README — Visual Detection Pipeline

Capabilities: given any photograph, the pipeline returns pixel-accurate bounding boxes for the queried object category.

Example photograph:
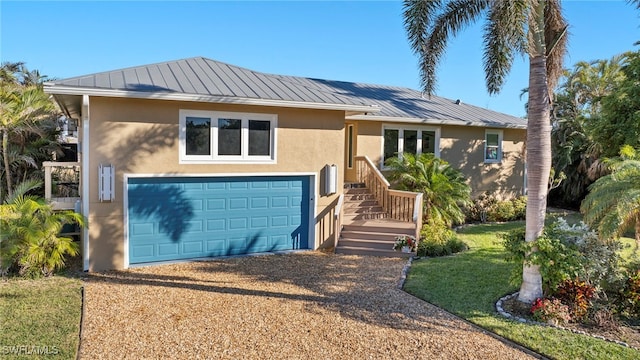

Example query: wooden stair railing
[354,156,423,240]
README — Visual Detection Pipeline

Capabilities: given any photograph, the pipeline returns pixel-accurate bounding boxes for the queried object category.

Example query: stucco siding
[86,97,345,271]
[355,121,526,200]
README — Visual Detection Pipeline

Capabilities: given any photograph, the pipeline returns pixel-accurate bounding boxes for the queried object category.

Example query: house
[44,57,526,271]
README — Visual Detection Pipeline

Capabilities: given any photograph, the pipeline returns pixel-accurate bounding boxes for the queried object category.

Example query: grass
[404,220,640,360]
[0,274,82,359]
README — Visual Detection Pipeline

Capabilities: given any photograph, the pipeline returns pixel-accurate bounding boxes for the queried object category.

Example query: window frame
[484,129,503,163]
[381,124,441,169]
[179,109,277,164]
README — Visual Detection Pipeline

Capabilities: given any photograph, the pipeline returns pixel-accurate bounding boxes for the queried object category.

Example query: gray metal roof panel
[49,56,525,127]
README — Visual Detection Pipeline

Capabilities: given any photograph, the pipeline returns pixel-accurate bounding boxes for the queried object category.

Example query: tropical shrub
[530,297,571,325]
[386,152,471,226]
[417,218,467,257]
[465,193,526,223]
[554,279,596,320]
[502,218,622,295]
[581,145,640,244]
[0,184,84,277]
[620,269,640,319]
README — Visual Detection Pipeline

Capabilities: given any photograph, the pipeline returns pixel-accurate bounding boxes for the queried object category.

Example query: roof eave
[346,114,527,129]
[43,84,381,114]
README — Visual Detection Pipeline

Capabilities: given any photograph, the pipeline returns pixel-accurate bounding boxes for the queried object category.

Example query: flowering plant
[393,235,417,252]
[530,297,571,325]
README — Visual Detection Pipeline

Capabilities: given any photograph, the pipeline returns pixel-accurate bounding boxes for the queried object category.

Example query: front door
[344,122,357,182]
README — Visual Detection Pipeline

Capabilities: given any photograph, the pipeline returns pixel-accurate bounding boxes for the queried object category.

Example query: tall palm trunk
[519,53,552,303]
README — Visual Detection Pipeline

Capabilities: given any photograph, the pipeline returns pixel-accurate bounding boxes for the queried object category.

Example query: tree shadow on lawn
[85,252,481,334]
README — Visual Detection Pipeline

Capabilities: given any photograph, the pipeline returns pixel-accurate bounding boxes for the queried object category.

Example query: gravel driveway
[81,252,535,359]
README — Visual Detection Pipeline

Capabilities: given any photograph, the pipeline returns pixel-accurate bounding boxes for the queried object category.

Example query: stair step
[343,213,388,221]
[343,200,379,208]
[345,188,373,194]
[340,230,400,241]
[342,223,415,235]
[335,246,415,258]
[343,206,385,215]
[344,182,366,189]
[339,238,396,250]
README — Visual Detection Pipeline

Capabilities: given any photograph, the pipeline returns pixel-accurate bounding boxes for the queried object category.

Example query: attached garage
[126,175,312,266]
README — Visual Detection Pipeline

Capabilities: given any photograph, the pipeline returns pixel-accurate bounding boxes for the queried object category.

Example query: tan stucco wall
[355,121,526,199]
[86,97,345,271]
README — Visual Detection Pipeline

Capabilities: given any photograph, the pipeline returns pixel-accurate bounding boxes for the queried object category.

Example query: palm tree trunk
[2,129,12,199]
[518,53,552,304]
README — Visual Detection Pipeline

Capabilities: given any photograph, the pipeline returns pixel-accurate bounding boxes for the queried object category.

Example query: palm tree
[0,62,57,201]
[581,146,640,246]
[0,180,83,276]
[403,0,568,303]
[550,54,628,207]
[386,152,471,227]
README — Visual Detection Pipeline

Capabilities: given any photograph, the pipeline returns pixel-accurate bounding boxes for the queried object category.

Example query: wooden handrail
[354,156,424,226]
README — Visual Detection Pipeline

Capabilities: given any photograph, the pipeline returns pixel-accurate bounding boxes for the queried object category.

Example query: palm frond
[483,0,528,94]
[544,0,568,91]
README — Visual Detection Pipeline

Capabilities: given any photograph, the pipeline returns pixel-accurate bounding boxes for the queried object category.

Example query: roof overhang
[44,84,381,116]
[346,114,527,130]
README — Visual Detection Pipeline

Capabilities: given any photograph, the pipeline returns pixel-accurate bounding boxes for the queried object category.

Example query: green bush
[620,270,640,319]
[488,200,516,222]
[501,218,623,296]
[1,194,84,277]
[417,219,468,257]
[555,279,596,321]
[465,193,527,223]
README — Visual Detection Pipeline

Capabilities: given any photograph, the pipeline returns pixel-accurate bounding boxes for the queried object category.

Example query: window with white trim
[382,125,440,167]
[484,129,503,163]
[179,110,277,163]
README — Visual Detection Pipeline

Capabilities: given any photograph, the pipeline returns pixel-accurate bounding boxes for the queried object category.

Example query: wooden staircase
[335,183,417,257]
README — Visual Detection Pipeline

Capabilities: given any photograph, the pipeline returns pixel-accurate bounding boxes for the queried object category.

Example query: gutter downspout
[81,95,90,271]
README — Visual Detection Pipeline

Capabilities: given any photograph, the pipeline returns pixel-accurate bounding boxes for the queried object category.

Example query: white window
[179,110,277,163]
[484,129,503,163]
[382,125,440,167]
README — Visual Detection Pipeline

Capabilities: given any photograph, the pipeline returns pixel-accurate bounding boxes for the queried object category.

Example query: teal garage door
[127,176,311,264]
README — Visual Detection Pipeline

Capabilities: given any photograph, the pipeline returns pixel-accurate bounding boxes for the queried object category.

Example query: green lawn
[404,220,640,360]
[0,276,82,359]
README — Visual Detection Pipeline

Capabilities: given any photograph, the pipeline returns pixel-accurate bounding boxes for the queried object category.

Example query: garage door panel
[128,176,310,264]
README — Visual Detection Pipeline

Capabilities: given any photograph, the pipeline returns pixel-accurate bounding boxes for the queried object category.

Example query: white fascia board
[43,85,381,114]
[346,114,527,130]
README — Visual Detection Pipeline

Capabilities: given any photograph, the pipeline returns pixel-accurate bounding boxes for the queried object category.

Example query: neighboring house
[44,57,526,271]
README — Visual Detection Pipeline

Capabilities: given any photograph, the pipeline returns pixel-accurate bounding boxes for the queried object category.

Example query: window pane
[486,133,499,146]
[422,131,435,154]
[405,130,418,154]
[248,120,270,156]
[486,146,499,160]
[185,117,210,155]
[384,129,399,163]
[218,119,241,155]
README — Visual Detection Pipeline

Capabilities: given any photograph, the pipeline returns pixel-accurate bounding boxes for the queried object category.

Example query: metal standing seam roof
[45,56,527,129]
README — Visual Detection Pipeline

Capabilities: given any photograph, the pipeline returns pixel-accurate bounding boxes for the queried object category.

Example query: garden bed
[501,295,640,350]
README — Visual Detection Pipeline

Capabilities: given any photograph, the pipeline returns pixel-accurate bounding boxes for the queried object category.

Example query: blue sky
[1,1,638,117]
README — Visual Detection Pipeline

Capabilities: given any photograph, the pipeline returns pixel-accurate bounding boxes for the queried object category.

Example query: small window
[347,124,354,169]
[218,118,241,156]
[179,110,277,163]
[485,130,503,163]
[404,130,418,155]
[185,117,211,156]
[384,129,399,163]
[248,120,271,156]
